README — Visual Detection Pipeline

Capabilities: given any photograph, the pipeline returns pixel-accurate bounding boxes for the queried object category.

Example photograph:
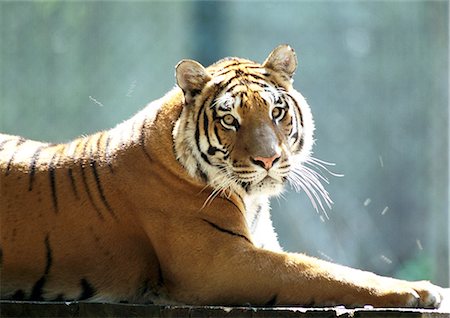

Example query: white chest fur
[244,195,282,252]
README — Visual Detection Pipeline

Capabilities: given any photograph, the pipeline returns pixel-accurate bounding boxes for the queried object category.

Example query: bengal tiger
[0,45,444,308]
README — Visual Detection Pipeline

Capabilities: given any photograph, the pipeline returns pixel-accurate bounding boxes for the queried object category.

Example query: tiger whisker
[288,157,337,219]
[288,172,321,214]
[200,165,240,208]
[305,157,344,178]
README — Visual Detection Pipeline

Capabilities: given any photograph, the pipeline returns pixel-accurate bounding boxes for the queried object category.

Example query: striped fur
[0,45,443,307]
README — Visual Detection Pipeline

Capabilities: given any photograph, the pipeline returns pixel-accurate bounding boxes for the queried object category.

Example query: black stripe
[216,77,237,93]
[195,111,211,165]
[68,168,79,199]
[104,134,114,173]
[28,146,44,191]
[287,121,294,136]
[0,138,14,152]
[140,279,151,296]
[196,164,208,183]
[68,139,83,161]
[247,73,270,82]
[203,110,225,156]
[43,235,52,274]
[157,265,164,287]
[30,235,52,300]
[217,66,254,80]
[286,93,303,127]
[80,139,104,221]
[211,107,219,120]
[5,138,25,175]
[202,219,251,244]
[11,290,25,300]
[200,152,211,165]
[67,139,82,199]
[221,81,241,96]
[213,125,222,145]
[80,164,104,221]
[219,78,271,100]
[212,61,242,75]
[93,134,115,218]
[242,181,251,193]
[265,294,278,306]
[203,109,212,147]
[298,135,304,152]
[194,96,218,166]
[244,64,269,69]
[79,278,96,300]
[140,119,152,162]
[89,147,117,220]
[48,152,59,213]
[226,192,244,212]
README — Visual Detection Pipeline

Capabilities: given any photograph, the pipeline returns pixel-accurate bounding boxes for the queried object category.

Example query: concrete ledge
[1,301,449,318]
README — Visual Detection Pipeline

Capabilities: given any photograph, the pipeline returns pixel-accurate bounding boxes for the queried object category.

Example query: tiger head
[173,45,319,202]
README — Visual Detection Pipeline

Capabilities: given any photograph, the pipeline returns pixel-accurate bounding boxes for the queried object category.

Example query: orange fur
[0,45,443,307]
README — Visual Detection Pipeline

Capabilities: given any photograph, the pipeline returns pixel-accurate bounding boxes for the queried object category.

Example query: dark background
[1,1,448,286]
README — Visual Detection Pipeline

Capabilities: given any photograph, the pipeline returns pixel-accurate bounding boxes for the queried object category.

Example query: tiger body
[0,46,444,307]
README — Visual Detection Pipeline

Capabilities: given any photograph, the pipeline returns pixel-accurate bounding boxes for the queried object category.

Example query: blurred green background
[0,1,448,286]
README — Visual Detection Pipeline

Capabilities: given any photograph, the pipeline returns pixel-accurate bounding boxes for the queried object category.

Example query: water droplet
[416,239,423,250]
[89,96,104,107]
[380,255,392,264]
[317,250,334,262]
[378,155,384,168]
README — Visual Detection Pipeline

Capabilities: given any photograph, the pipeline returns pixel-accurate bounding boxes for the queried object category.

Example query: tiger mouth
[237,174,286,194]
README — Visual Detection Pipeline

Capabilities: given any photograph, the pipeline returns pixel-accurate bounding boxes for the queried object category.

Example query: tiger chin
[0,45,444,308]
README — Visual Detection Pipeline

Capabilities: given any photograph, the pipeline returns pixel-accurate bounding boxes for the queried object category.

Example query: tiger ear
[263,45,298,79]
[176,59,211,104]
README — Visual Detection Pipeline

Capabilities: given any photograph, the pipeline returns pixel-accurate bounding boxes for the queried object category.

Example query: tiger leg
[160,223,443,308]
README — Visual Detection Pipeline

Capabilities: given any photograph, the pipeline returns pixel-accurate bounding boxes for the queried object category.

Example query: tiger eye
[223,114,236,126]
[272,107,285,121]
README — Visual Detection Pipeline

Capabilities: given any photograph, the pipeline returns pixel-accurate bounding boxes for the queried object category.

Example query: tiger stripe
[286,92,304,127]
[89,133,117,220]
[65,139,85,199]
[79,138,104,221]
[202,219,251,244]
[0,138,14,152]
[194,94,219,166]
[28,146,45,191]
[203,109,226,157]
[104,133,114,173]
[48,151,60,213]
[5,138,25,175]
[67,168,79,199]
[29,235,52,300]
[78,278,96,300]
[139,119,152,162]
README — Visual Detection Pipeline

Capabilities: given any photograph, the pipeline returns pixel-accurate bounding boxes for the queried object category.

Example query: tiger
[0,45,444,308]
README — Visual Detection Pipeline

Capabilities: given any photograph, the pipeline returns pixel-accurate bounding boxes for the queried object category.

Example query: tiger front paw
[375,280,443,308]
[406,280,443,308]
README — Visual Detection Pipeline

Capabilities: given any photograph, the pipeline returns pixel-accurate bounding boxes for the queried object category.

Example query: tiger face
[174,45,316,201]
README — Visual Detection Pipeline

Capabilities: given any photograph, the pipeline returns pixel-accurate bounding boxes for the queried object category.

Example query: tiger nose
[251,153,281,170]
